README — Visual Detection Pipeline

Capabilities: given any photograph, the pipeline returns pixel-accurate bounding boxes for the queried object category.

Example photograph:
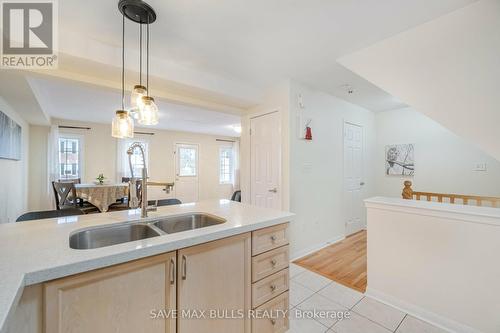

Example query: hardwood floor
[293,230,367,293]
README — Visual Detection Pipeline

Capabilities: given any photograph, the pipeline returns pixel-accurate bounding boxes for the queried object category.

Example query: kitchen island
[0,200,293,333]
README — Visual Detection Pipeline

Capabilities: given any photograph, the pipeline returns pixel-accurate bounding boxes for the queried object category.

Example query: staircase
[338,0,500,161]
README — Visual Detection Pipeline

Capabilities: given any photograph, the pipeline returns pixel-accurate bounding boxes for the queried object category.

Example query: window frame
[219,145,234,185]
[176,143,199,178]
[58,134,84,181]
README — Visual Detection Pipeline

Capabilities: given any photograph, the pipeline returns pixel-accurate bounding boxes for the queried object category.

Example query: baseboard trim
[365,287,481,333]
[290,234,345,261]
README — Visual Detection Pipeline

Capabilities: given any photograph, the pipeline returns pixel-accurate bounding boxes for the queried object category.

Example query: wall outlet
[473,163,487,171]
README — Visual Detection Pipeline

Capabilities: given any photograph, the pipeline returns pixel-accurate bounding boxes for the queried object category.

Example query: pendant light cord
[121,12,125,110]
[146,17,150,96]
[139,23,142,86]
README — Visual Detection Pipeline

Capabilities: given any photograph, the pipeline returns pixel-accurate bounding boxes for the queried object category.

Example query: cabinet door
[178,233,251,333]
[44,252,177,333]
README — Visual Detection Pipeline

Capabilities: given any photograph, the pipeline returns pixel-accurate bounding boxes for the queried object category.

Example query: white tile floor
[288,263,449,333]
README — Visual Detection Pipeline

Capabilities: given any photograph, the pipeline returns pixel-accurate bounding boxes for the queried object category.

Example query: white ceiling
[27,76,242,137]
[58,0,476,112]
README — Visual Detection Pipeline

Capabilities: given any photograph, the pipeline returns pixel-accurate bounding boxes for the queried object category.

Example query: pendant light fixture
[118,0,158,125]
[130,23,147,115]
[113,0,158,136]
[138,16,159,125]
[112,11,134,139]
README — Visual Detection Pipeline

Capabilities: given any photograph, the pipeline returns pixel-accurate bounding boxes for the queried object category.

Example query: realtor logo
[1,0,58,68]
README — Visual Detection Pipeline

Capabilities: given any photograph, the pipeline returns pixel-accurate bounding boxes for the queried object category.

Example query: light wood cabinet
[252,224,288,256]
[44,252,177,333]
[5,285,43,333]
[250,224,290,333]
[177,233,251,333]
[252,245,289,282]
[12,224,289,333]
[252,292,289,333]
[252,268,289,308]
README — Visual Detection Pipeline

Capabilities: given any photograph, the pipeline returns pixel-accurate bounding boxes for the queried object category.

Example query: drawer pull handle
[182,255,187,280]
[270,235,277,241]
[170,258,175,285]
[270,319,276,325]
[271,259,277,267]
[270,284,277,292]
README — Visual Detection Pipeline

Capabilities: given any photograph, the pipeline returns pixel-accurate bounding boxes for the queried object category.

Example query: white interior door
[344,122,365,235]
[250,112,281,209]
[175,143,199,203]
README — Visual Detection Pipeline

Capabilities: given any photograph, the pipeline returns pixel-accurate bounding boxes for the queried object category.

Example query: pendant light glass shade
[112,110,134,138]
[138,96,159,125]
[130,84,147,110]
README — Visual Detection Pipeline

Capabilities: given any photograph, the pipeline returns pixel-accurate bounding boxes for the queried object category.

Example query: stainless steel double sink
[69,213,226,250]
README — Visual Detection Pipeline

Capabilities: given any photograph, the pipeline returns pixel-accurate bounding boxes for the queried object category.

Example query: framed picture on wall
[0,110,22,161]
[385,144,414,176]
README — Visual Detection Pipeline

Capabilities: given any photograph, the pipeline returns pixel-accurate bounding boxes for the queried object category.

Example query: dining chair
[16,208,84,222]
[57,179,80,204]
[52,181,78,210]
[231,190,241,202]
[155,199,182,206]
[52,181,99,214]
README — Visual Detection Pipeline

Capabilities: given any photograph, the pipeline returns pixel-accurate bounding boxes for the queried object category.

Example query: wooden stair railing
[402,181,500,207]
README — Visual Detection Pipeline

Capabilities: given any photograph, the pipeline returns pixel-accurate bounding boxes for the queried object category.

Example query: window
[127,141,148,178]
[219,146,234,184]
[58,137,81,180]
[178,145,197,177]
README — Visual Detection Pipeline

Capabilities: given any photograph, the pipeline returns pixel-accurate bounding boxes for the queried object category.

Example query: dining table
[74,183,129,212]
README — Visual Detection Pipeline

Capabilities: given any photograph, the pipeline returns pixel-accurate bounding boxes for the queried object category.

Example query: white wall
[288,81,376,258]
[375,108,500,198]
[366,197,500,333]
[29,119,237,211]
[339,0,500,162]
[28,125,49,211]
[240,81,376,258]
[0,97,29,223]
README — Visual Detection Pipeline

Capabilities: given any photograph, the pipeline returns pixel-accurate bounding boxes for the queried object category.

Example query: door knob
[268,188,278,193]
[360,182,365,186]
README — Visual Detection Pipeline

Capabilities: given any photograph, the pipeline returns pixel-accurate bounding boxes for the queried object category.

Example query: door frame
[342,120,366,236]
[249,110,282,209]
[174,142,200,202]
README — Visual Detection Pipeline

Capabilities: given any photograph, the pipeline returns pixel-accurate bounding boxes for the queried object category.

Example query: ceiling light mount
[118,0,156,24]
[340,84,355,95]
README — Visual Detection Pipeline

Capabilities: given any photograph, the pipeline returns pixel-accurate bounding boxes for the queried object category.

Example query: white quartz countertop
[0,200,294,333]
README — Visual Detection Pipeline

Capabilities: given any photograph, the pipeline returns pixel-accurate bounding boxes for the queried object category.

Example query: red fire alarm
[304,120,312,140]
[305,126,312,140]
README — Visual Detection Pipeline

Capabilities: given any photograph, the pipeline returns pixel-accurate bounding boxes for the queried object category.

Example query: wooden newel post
[402,181,413,199]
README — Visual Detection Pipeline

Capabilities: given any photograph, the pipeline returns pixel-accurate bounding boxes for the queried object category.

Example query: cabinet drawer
[252,292,289,333]
[252,224,289,256]
[252,268,289,308]
[252,246,289,282]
